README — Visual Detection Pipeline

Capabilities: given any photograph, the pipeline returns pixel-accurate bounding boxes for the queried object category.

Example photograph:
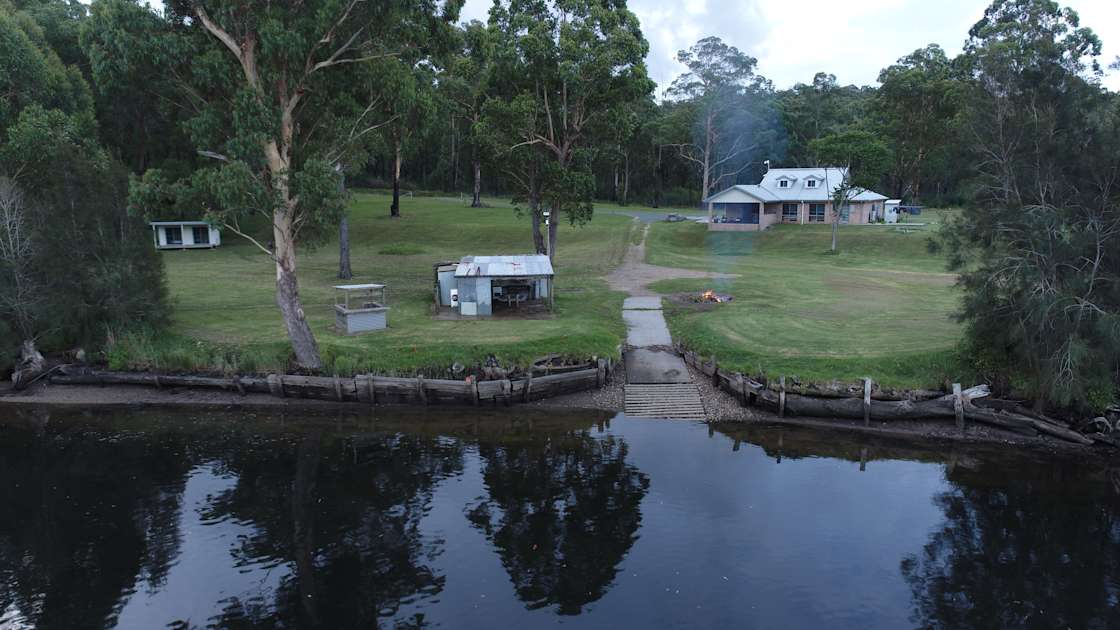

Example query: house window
[782,203,798,222]
[764,206,778,215]
[778,179,790,188]
[808,204,826,222]
[165,226,182,244]
[192,226,209,245]
[806,179,818,189]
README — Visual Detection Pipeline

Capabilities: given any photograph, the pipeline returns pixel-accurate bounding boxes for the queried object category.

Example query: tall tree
[937,0,1118,411]
[875,44,961,202]
[665,36,774,217]
[444,19,497,208]
[486,0,652,259]
[127,0,461,369]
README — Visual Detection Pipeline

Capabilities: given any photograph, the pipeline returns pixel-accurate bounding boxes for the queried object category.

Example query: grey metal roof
[455,255,554,278]
[704,166,887,204]
[150,221,214,226]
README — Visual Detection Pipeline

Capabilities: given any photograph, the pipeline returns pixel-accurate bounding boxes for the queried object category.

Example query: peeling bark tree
[128,1,459,369]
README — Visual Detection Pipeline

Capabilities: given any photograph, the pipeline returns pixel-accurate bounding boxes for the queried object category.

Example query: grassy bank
[114,193,639,376]
[646,212,969,389]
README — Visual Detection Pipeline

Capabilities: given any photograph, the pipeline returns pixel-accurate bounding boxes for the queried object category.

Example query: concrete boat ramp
[621,296,706,419]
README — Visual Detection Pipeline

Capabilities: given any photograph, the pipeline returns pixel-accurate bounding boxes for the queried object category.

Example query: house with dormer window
[702,167,887,231]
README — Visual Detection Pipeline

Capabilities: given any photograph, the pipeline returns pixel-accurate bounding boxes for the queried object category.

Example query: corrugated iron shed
[455,255,554,278]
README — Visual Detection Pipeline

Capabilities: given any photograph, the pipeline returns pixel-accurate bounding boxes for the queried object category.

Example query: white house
[702,167,888,231]
[150,221,221,250]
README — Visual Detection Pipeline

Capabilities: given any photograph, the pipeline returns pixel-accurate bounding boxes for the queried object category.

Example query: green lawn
[645,213,968,389]
[114,192,639,376]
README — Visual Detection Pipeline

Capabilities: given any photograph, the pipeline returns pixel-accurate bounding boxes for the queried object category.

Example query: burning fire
[698,290,732,303]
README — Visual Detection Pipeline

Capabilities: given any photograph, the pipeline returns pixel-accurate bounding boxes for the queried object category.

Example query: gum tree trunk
[390,137,401,217]
[274,211,321,370]
[547,201,559,262]
[337,214,352,279]
[530,194,546,254]
[471,158,482,208]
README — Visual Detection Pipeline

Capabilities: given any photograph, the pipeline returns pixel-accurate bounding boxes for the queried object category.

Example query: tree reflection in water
[467,431,649,615]
[0,411,191,629]
[902,462,1120,629]
[201,430,465,628]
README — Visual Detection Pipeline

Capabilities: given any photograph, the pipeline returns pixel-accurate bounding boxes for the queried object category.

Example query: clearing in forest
[645,211,964,389]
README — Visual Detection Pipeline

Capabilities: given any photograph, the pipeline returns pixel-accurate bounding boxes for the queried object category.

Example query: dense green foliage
[0,0,167,375]
[936,0,1119,411]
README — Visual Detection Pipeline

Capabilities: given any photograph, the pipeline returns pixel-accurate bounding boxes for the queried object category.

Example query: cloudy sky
[459,0,1120,93]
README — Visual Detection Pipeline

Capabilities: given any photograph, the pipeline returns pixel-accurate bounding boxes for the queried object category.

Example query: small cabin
[434,255,554,317]
[151,221,221,250]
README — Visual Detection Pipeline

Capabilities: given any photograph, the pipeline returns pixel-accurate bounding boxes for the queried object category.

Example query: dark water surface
[1,407,1119,629]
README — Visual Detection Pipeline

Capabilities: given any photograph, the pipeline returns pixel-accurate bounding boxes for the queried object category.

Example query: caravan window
[192,226,209,245]
[165,226,182,244]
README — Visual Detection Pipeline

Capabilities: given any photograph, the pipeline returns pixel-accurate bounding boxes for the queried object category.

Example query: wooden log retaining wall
[47,358,612,407]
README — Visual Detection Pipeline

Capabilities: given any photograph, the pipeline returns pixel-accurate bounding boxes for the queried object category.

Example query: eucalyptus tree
[126,0,461,369]
[443,20,497,208]
[874,44,961,202]
[485,0,652,259]
[665,37,777,216]
[779,72,874,165]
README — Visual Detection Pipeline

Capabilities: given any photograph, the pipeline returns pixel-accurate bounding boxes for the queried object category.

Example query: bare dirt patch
[604,224,736,297]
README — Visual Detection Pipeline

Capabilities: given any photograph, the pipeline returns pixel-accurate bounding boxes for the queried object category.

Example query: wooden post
[333,374,343,402]
[523,371,533,402]
[153,374,161,389]
[953,383,964,431]
[779,375,786,418]
[233,375,245,396]
[472,378,480,406]
[863,378,872,426]
[710,355,719,388]
[418,374,428,405]
[503,379,512,406]
[596,358,607,388]
[735,373,746,407]
[268,373,285,398]
[367,374,376,405]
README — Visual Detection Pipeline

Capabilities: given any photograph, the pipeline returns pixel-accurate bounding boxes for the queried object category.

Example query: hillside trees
[938,0,1119,411]
[123,0,461,369]
[779,72,874,166]
[484,0,652,258]
[665,36,781,216]
[874,44,961,202]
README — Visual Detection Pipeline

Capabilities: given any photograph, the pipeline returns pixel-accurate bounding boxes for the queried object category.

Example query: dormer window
[806,179,819,189]
[778,179,790,189]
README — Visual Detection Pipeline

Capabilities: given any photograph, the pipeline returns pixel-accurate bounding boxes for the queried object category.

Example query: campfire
[696,289,733,303]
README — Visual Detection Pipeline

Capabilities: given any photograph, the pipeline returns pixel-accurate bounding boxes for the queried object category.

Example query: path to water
[607,224,733,417]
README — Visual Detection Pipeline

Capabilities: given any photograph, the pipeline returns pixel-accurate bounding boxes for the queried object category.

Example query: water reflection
[3,409,1120,629]
[467,431,648,614]
[901,460,1120,629]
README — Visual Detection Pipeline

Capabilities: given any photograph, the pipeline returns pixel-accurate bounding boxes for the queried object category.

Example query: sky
[459,0,1120,94]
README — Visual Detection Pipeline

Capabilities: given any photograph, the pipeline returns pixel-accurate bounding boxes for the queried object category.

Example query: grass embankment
[646,210,969,389]
[112,193,638,376]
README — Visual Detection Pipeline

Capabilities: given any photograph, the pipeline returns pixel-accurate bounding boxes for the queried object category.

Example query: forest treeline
[0,0,1116,412]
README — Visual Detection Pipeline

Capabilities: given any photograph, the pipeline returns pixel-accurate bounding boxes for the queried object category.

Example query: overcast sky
[459,0,1120,94]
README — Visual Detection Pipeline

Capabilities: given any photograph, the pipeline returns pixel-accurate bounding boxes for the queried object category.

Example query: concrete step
[625,384,707,419]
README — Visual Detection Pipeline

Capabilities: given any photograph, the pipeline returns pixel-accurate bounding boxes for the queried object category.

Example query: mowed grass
[133,192,637,375]
[646,212,968,389]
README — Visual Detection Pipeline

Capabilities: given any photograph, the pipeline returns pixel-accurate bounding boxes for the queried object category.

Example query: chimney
[763,160,770,174]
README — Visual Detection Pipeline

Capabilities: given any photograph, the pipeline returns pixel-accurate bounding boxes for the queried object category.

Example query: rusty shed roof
[455,255,554,278]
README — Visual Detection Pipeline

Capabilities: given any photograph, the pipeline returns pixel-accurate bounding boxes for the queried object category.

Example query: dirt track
[604,224,735,296]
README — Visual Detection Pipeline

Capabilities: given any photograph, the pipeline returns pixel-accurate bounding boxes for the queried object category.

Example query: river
[1,406,1118,629]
